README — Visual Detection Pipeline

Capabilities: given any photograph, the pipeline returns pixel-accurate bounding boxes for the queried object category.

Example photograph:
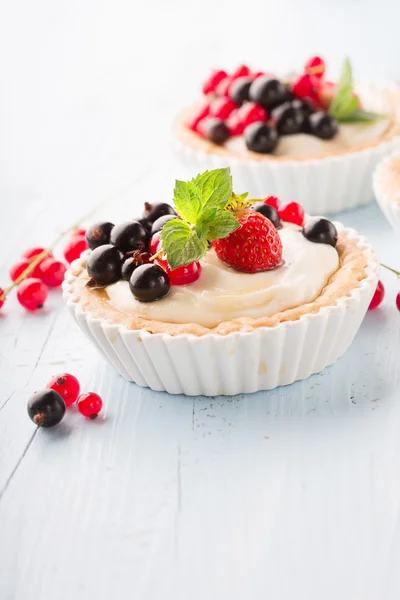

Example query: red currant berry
[38,258,67,287]
[0,288,5,310]
[264,196,281,210]
[202,69,228,95]
[253,71,265,79]
[47,373,80,407]
[226,110,244,136]
[396,292,400,312]
[215,76,233,97]
[63,235,88,264]
[72,228,86,237]
[210,97,238,120]
[305,56,326,79]
[368,280,385,310]
[22,247,53,261]
[17,278,48,311]
[161,259,202,286]
[278,202,305,226]
[232,64,251,79]
[10,259,32,282]
[188,103,211,132]
[77,392,103,419]
[150,232,161,255]
[237,102,268,129]
[292,74,313,99]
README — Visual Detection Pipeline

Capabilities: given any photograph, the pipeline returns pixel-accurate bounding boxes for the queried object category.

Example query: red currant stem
[149,250,164,262]
[380,263,400,278]
[0,208,98,302]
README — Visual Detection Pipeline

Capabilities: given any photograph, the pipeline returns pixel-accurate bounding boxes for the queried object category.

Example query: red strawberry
[213,210,282,273]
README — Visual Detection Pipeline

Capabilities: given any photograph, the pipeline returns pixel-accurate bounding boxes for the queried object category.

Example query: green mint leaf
[329,58,356,120]
[191,168,232,211]
[161,218,208,269]
[338,109,384,123]
[173,180,202,223]
[195,207,217,239]
[206,209,240,240]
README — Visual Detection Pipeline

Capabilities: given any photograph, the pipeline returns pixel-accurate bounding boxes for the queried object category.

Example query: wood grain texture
[1,1,400,598]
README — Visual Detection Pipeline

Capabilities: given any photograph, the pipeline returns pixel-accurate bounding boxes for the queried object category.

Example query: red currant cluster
[0,229,88,312]
[27,373,103,428]
[368,271,400,312]
[188,57,339,153]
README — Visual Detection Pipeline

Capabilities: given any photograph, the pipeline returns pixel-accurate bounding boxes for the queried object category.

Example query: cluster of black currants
[85,202,176,302]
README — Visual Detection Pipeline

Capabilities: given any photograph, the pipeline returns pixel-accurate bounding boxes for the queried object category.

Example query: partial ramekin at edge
[373,151,400,235]
[62,226,379,397]
[172,84,400,216]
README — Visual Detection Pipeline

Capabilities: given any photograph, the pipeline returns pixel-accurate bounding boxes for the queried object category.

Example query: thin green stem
[381,263,400,278]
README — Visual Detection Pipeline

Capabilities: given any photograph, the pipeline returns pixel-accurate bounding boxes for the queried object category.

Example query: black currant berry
[86,244,124,284]
[249,77,289,110]
[251,202,281,229]
[244,122,278,154]
[137,218,152,236]
[151,214,177,235]
[129,264,170,302]
[272,102,304,135]
[143,202,177,223]
[308,112,338,140]
[27,389,66,428]
[291,98,314,118]
[202,118,230,144]
[85,221,114,250]
[302,218,338,247]
[110,221,148,253]
[229,76,252,105]
[121,252,150,281]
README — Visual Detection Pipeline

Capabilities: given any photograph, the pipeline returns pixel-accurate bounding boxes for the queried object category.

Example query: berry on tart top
[81,168,338,305]
[186,57,384,155]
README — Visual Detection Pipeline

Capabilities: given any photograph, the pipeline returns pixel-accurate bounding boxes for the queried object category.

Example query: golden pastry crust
[173,87,400,163]
[67,231,369,337]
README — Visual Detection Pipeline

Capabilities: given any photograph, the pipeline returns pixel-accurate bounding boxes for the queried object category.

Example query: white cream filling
[105,226,339,327]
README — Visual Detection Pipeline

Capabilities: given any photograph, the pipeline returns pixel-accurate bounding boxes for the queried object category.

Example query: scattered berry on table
[151,214,178,236]
[27,389,66,427]
[22,247,52,261]
[396,292,400,312]
[251,202,281,229]
[229,77,253,105]
[85,221,115,250]
[77,392,103,419]
[129,263,171,302]
[110,221,148,253]
[38,258,66,287]
[368,281,385,310]
[10,259,38,281]
[302,218,338,247]
[86,244,124,285]
[0,288,4,310]
[202,69,228,95]
[46,373,80,407]
[64,235,88,264]
[249,77,288,110]
[244,122,278,154]
[17,278,48,311]
[199,117,230,145]
[213,210,282,273]
[308,112,338,140]
[143,202,176,224]
[278,202,305,227]
[121,252,150,281]
[305,56,326,78]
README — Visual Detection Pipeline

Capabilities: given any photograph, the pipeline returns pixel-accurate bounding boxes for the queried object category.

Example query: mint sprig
[160,168,240,270]
[329,58,383,123]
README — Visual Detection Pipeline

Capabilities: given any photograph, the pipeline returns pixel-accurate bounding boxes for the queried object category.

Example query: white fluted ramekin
[373,151,400,235]
[173,85,400,216]
[62,227,379,396]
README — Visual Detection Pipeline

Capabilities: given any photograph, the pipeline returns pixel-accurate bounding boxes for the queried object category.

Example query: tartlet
[63,170,379,396]
[173,58,400,215]
[373,151,400,235]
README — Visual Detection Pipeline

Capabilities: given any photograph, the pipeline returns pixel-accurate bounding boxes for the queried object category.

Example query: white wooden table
[2,1,400,598]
